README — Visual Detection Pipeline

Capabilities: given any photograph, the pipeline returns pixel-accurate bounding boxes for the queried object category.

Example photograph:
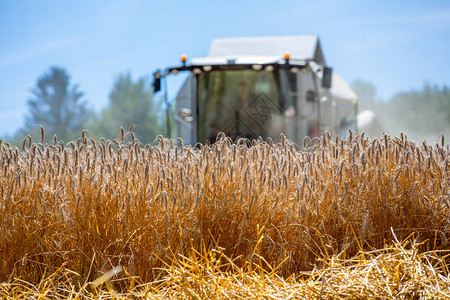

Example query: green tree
[26,66,89,142]
[350,79,450,142]
[93,73,162,143]
[384,83,450,141]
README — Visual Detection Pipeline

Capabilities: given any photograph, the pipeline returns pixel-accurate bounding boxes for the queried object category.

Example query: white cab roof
[208,35,325,64]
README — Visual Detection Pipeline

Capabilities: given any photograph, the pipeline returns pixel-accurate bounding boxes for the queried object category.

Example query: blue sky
[1,0,449,137]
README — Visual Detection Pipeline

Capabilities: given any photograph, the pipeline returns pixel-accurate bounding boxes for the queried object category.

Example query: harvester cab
[153,35,358,145]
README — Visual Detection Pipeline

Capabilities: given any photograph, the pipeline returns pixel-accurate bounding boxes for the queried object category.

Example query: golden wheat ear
[40,126,45,143]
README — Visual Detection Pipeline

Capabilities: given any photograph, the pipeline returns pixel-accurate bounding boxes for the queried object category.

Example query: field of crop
[1,130,449,299]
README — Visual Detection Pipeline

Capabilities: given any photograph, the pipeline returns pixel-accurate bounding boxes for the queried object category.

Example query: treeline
[7,66,165,145]
[351,80,450,142]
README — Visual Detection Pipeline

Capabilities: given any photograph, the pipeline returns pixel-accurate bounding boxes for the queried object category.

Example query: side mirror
[153,71,161,93]
[322,67,332,88]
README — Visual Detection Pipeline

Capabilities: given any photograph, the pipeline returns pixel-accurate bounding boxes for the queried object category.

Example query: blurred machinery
[154,35,359,145]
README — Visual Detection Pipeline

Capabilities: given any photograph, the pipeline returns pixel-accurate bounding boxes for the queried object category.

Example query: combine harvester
[153,35,359,145]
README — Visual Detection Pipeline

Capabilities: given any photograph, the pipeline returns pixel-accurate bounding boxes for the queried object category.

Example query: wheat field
[0,129,449,299]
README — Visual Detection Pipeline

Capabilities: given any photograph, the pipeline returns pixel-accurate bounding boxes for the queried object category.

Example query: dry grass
[0,130,449,298]
[1,239,450,299]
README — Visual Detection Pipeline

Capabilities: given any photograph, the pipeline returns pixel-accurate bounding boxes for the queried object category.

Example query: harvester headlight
[203,65,212,71]
[264,65,274,72]
[171,69,179,75]
[290,67,299,73]
[251,64,263,70]
[193,68,202,74]
[179,108,193,121]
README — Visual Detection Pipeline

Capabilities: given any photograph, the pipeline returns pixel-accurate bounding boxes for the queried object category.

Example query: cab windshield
[197,70,294,143]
